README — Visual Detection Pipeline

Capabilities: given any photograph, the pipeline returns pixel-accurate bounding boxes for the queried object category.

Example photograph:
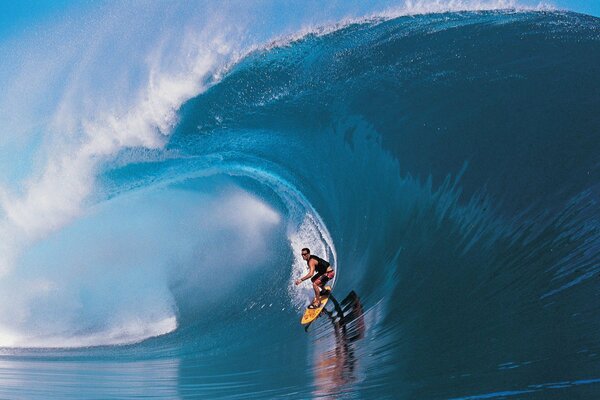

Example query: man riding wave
[295,248,335,309]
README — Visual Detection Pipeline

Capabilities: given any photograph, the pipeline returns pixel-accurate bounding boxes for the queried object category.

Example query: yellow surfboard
[301,286,331,325]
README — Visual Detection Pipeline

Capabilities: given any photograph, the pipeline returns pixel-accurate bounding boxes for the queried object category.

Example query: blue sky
[0,0,86,37]
[538,0,600,16]
[0,0,597,39]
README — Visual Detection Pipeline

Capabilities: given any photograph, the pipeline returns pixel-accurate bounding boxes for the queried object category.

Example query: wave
[0,0,548,349]
[0,3,599,399]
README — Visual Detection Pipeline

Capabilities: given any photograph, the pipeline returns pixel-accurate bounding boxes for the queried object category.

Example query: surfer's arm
[295,261,316,285]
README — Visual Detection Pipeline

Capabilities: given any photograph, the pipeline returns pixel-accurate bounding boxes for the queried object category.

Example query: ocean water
[0,2,599,399]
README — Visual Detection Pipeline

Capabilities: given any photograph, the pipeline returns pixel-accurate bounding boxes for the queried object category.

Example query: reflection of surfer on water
[313,291,366,395]
[292,247,366,392]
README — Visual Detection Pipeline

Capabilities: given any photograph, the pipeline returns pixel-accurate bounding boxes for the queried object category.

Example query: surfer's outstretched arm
[295,249,316,285]
[294,262,315,285]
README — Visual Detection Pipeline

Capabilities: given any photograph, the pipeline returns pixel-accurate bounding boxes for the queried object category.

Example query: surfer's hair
[302,248,310,254]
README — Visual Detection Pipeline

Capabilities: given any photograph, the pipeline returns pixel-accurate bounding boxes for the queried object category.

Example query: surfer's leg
[312,277,325,305]
[318,269,334,295]
[311,280,322,306]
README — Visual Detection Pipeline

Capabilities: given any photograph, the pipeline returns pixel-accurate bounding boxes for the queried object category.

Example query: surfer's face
[301,251,309,260]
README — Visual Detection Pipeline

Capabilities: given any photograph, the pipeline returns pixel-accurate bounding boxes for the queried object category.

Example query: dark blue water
[1,10,599,399]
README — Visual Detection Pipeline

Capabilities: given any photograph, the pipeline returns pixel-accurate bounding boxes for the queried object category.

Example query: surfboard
[301,286,331,325]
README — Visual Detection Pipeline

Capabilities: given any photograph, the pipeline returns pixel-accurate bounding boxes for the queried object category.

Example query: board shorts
[311,269,335,286]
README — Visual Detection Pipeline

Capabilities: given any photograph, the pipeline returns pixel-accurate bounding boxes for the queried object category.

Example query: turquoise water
[0,6,599,400]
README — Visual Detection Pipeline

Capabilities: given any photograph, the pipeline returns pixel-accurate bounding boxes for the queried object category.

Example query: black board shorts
[311,269,335,286]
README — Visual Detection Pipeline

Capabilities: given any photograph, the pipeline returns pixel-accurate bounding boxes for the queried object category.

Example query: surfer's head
[301,248,310,260]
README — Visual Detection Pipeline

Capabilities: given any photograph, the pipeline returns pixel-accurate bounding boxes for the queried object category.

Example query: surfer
[295,248,335,309]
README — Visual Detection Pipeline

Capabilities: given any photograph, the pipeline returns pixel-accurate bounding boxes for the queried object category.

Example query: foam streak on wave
[0,6,243,278]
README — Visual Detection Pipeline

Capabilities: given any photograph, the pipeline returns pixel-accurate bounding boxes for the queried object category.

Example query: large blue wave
[1,8,599,400]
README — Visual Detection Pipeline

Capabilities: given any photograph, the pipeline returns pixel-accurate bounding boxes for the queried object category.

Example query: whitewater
[0,1,599,399]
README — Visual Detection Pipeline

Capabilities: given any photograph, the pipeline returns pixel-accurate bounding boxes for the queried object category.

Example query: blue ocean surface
[0,2,599,399]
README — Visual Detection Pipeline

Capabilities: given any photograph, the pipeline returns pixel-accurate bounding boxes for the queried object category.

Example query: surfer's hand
[295,279,301,285]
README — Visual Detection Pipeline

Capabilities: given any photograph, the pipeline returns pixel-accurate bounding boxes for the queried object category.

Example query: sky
[0,0,598,39]
[539,0,600,16]
[0,0,81,37]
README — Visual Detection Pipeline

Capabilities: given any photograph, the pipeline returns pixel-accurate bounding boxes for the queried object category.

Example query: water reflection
[0,356,180,399]
[312,291,366,397]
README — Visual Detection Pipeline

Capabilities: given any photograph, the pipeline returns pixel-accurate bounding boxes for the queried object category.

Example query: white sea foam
[0,7,249,286]
[0,185,282,348]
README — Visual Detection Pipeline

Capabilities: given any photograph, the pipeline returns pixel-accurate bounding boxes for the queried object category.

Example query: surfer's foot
[308,299,321,309]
